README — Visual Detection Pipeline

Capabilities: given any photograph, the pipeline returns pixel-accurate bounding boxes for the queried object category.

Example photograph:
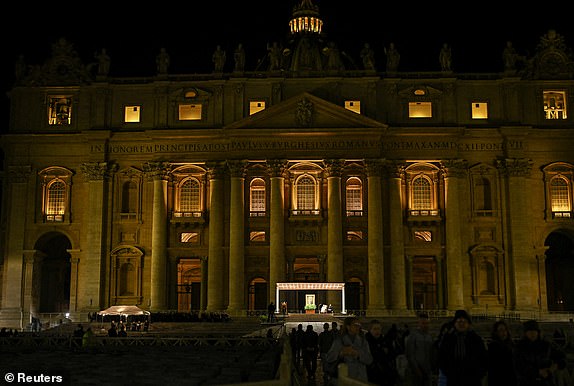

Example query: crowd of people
[290,310,569,386]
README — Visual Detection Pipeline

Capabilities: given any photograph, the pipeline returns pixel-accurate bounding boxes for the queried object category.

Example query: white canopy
[97,305,150,316]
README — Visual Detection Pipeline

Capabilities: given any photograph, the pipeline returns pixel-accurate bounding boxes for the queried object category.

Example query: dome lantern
[289,0,323,35]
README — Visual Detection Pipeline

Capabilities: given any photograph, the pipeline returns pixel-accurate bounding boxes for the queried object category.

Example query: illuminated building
[1,0,574,328]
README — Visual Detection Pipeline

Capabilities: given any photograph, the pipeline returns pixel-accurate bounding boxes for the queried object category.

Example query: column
[0,165,31,328]
[386,161,407,310]
[365,159,386,314]
[143,161,170,311]
[79,162,111,312]
[67,251,80,317]
[497,158,536,310]
[21,251,36,326]
[436,255,445,309]
[200,256,208,311]
[325,160,344,309]
[442,159,467,310]
[267,160,287,303]
[207,162,226,311]
[227,161,247,315]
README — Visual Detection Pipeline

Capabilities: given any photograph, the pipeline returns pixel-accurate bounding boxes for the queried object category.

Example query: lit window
[39,167,72,223]
[544,91,567,120]
[550,177,571,217]
[48,97,72,125]
[346,177,363,216]
[344,100,361,114]
[46,180,66,221]
[408,102,432,118]
[176,178,202,217]
[471,102,488,119]
[179,104,202,120]
[250,231,266,242]
[412,176,432,210]
[124,106,141,123]
[346,231,363,240]
[250,178,266,215]
[414,230,432,242]
[249,101,266,115]
[297,176,315,210]
[181,232,200,244]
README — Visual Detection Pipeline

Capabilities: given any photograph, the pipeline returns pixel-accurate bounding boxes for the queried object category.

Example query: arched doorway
[545,231,574,311]
[177,258,202,312]
[412,256,438,310]
[248,277,268,311]
[34,232,72,313]
[345,277,365,312]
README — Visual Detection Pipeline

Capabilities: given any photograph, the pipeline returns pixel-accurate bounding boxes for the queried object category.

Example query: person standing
[267,301,275,322]
[405,313,434,386]
[319,322,336,384]
[325,316,373,383]
[487,320,517,386]
[366,319,397,386]
[302,324,320,380]
[514,319,566,386]
[438,310,487,386]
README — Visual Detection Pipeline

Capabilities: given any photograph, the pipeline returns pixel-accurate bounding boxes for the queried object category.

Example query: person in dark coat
[487,319,517,386]
[513,319,566,386]
[302,324,319,380]
[365,319,397,386]
[438,309,487,386]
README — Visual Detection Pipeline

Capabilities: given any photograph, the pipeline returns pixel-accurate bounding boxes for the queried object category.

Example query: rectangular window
[471,102,488,119]
[344,100,361,114]
[249,101,266,115]
[124,105,141,123]
[544,91,567,120]
[48,97,72,125]
[408,102,432,118]
[179,104,202,120]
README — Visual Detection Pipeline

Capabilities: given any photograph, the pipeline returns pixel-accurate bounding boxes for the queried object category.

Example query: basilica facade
[2,1,574,328]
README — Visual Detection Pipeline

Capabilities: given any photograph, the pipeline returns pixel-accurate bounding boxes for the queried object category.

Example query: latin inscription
[89,139,523,154]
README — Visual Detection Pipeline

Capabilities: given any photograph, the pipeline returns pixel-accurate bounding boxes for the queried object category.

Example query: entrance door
[412,256,437,310]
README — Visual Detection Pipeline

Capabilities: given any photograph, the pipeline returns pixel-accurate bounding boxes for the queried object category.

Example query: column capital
[323,159,344,177]
[364,158,385,177]
[496,158,533,177]
[81,162,117,181]
[266,159,288,177]
[441,159,468,178]
[227,160,248,178]
[383,160,406,179]
[206,161,227,179]
[143,161,171,180]
[7,165,32,183]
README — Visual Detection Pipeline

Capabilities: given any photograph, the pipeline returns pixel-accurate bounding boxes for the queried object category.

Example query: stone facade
[1,2,574,328]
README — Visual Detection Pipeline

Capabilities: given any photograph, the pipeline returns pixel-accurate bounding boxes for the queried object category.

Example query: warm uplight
[290,16,323,34]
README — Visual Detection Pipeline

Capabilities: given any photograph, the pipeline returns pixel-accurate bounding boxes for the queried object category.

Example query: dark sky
[2,1,574,127]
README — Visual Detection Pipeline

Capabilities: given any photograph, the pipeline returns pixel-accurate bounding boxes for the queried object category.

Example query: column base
[0,307,24,330]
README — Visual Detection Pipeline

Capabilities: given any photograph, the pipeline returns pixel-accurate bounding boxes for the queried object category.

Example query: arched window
[346,177,363,216]
[46,179,66,221]
[250,178,266,215]
[296,175,316,211]
[551,176,571,213]
[179,178,201,214]
[412,175,432,210]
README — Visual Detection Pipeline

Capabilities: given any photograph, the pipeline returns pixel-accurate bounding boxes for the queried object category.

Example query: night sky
[2,1,574,128]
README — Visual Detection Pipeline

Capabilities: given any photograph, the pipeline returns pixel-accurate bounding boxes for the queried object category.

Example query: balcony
[171,211,205,224]
[289,209,323,224]
[407,209,442,224]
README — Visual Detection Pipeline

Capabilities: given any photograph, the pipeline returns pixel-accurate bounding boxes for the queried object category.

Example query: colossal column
[325,160,344,309]
[143,161,170,311]
[442,159,468,310]
[386,161,407,310]
[267,160,287,305]
[227,160,247,315]
[365,159,386,314]
[80,162,113,312]
[206,162,226,311]
[497,158,536,310]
